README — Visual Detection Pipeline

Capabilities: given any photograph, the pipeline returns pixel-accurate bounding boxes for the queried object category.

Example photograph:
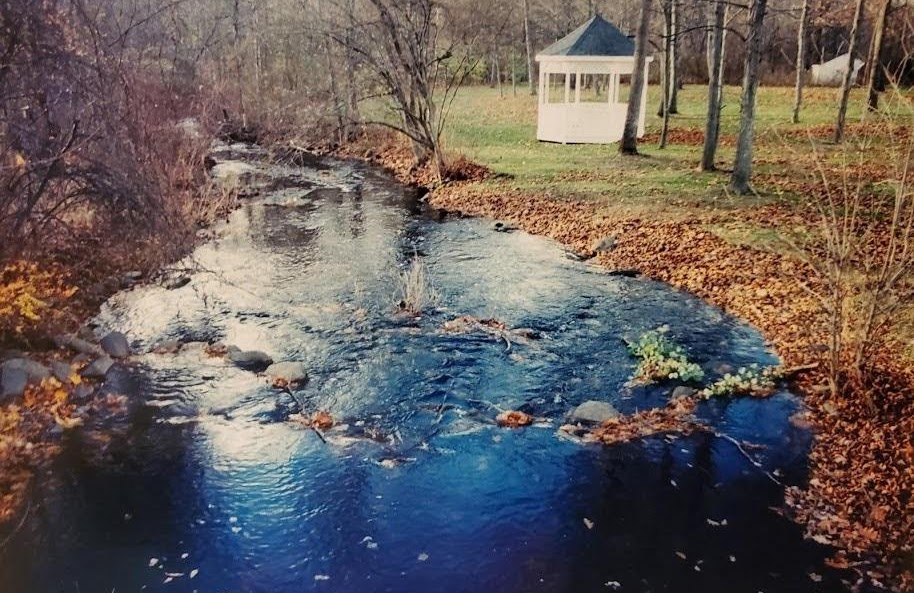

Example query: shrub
[627,327,705,384]
[700,364,785,399]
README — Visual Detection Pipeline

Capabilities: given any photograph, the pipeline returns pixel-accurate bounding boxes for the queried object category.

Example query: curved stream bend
[0,144,843,593]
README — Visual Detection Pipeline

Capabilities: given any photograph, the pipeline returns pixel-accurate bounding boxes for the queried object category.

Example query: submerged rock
[100,331,130,358]
[492,221,519,233]
[151,339,182,354]
[165,276,191,290]
[1,368,28,400]
[607,269,640,278]
[55,334,104,357]
[227,348,273,372]
[82,357,114,379]
[671,386,697,400]
[1,358,51,382]
[569,400,620,424]
[265,361,308,386]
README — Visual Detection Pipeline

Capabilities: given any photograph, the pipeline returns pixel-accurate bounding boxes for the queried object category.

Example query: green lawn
[439,84,892,218]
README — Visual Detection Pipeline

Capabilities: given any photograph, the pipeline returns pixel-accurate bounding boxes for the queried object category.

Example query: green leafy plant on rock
[700,364,785,399]
[626,327,705,384]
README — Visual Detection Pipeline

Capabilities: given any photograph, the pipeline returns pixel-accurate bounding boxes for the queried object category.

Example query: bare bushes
[0,0,228,271]
[789,94,914,400]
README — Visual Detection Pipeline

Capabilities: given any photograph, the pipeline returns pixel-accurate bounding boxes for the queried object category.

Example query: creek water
[0,145,844,593]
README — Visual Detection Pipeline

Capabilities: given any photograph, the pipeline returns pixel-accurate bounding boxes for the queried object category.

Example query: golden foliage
[0,377,77,522]
[0,261,79,344]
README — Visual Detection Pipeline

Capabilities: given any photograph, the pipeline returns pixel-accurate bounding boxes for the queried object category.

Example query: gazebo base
[536,104,643,145]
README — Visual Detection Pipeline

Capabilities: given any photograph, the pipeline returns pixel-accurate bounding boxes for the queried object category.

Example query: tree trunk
[495,45,504,98]
[701,0,726,171]
[658,0,672,117]
[511,47,517,96]
[791,0,809,124]
[729,0,769,194]
[659,0,672,147]
[833,0,865,143]
[668,0,680,114]
[523,0,535,95]
[867,0,891,111]
[619,0,652,156]
[344,0,361,140]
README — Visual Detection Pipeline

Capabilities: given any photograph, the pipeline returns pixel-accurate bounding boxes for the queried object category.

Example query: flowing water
[0,145,844,593]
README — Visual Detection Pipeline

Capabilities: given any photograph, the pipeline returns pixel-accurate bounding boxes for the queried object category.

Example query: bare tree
[523,0,536,95]
[701,0,727,171]
[833,0,866,143]
[791,0,809,123]
[658,0,673,148]
[729,0,769,194]
[791,103,914,398]
[332,0,487,180]
[866,0,892,111]
[667,0,680,114]
[619,0,652,156]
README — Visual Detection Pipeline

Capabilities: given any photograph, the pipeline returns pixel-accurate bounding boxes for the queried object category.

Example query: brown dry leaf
[496,410,533,428]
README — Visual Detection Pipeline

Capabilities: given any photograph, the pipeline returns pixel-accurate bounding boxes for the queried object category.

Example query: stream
[0,144,844,593]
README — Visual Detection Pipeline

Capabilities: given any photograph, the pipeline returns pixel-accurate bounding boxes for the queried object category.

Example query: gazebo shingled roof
[538,14,635,58]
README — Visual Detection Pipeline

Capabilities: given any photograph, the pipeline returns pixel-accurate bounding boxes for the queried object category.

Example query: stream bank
[337,135,914,591]
[0,143,853,593]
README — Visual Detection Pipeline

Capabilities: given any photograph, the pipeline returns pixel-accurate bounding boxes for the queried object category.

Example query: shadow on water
[0,144,847,593]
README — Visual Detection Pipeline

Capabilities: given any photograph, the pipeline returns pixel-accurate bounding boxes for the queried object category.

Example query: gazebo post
[563,68,570,104]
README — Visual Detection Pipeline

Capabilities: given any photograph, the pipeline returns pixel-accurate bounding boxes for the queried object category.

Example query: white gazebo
[535,15,651,144]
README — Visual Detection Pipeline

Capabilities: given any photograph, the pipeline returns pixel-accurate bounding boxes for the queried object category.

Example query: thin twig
[0,500,31,551]
[715,432,783,486]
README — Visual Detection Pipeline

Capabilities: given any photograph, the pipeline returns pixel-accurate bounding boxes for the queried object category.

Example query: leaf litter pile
[356,148,914,590]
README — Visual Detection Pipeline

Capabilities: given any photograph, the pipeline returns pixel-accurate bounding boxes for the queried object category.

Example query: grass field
[439,84,898,220]
[434,84,914,357]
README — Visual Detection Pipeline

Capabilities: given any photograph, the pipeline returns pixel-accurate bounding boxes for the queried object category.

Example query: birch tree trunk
[523,0,535,95]
[729,0,769,194]
[833,0,865,143]
[791,0,809,124]
[867,0,891,111]
[619,0,652,156]
[701,0,727,171]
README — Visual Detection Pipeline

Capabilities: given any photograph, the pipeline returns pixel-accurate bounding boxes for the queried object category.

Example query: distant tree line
[3,0,914,255]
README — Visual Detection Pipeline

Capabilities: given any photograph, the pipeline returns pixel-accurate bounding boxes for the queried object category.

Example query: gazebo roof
[538,14,635,58]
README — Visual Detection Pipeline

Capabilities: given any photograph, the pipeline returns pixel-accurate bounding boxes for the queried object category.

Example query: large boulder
[1,368,28,400]
[569,400,620,425]
[1,358,50,382]
[82,357,114,379]
[265,361,309,386]
[227,348,274,372]
[100,331,130,358]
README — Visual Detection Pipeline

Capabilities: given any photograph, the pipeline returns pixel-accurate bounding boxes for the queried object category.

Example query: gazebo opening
[535,15,651,145]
